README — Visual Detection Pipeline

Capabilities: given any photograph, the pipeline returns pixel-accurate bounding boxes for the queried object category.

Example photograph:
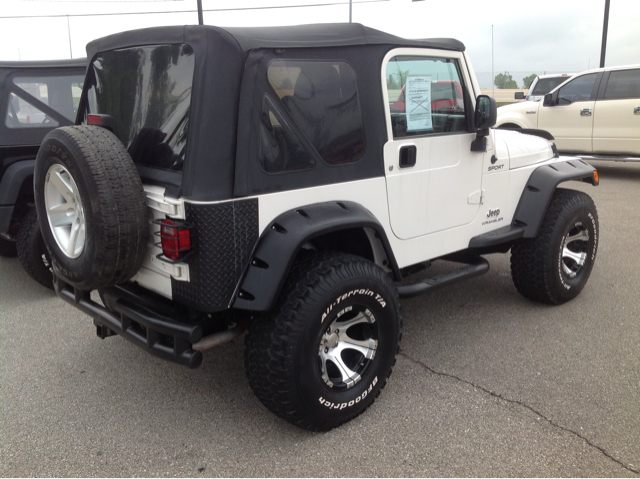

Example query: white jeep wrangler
[34,24,599,431]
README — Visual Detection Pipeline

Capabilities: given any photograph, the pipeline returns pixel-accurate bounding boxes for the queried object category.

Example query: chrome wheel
[561,221,589,278]
[44,163,86,259]
[318,305,378,390]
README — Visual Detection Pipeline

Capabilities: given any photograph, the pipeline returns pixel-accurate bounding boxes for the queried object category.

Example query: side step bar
[397,256,490,299]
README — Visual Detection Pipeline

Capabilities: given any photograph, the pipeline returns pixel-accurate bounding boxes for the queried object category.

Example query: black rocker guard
[53,275,204,369]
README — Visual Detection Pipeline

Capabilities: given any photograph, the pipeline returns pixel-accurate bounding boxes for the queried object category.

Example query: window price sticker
[405,75,432,131]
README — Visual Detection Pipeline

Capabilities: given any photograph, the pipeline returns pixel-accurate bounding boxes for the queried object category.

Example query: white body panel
[593,98,640,155]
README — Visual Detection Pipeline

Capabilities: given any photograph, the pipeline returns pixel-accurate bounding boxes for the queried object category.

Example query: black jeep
[0,59,85,287]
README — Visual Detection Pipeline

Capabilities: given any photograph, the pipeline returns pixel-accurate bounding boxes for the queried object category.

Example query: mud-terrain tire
[16,208,53,289]
[0,237,17,257]
[34,126,148,291]
[245,252,402,431]
[511,188,598,304]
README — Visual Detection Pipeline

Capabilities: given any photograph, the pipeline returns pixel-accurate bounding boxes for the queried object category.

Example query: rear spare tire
[34,126,148,290]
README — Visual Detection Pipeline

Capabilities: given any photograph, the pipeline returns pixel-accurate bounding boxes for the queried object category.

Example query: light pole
[67,15,72,59]
[599,0,610,68]
[197,0,203,25]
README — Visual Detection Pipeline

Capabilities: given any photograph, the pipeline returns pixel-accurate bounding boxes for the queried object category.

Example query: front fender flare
[232,201,399,311]
[513,159,598,238]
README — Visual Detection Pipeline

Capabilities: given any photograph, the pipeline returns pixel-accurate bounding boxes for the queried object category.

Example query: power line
[1,0,389,19]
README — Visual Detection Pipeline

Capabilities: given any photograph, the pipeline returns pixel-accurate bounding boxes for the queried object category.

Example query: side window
[557,74,597,105]
[265,60,365,172]
[386,55,466,139]
[5,75,83,129]
[603,69,640,100]
[259,97,316,173]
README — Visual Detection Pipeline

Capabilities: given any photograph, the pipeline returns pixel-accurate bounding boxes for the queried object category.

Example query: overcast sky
[0,0,638,87]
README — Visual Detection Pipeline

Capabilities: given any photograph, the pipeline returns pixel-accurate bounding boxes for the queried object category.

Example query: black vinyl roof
[86,23,465,59]
[0,58,87,71]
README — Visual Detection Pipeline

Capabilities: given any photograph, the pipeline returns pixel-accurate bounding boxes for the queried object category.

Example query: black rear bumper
[54,275,204,368]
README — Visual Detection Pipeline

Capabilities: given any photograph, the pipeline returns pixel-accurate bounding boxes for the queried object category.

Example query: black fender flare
[232,201,400,311]
[0,159,35,234]
[513,159,598,238]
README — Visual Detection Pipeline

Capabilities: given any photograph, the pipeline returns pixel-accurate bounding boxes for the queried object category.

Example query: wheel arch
[233,201,400,312]
[513,159,598,238]
[497,122,522,129]
[0,159,36,234]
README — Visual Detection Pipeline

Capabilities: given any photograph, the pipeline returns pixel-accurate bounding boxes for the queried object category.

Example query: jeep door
[537,73,599,153]
[592,68,640,155]
[382,49,482,240]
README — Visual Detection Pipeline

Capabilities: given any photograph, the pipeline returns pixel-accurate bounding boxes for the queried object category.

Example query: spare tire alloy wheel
[44,163,86,259]
[245,253,402,431]
[34,126,148,291]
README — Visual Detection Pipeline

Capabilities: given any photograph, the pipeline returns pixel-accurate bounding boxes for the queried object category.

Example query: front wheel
[511,188,598,304]
[245,253,402,431]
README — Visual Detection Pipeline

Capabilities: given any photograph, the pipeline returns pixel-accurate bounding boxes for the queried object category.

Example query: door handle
[399,145,416,168]
[580,108,592,116]
[634,106,640,115]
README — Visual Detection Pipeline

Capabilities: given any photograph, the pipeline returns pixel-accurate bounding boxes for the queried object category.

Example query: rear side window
[5,75,83,129]
[603,69,640,100]
[263,60,365,173]
[84,44,194,172]
[385,55,466,139]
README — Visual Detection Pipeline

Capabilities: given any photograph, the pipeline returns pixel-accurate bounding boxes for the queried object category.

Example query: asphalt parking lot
[1,159,639,477]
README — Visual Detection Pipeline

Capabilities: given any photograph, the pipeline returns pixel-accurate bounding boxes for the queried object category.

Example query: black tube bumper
[53,275,204,369]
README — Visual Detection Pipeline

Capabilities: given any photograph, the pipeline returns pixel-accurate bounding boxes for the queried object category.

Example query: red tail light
[158,219,192,260]
[87,114,103,125]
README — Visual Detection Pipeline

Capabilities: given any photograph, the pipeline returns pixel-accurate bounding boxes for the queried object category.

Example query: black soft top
[84,25,467,201]
[0,58,86,81]
[86,23,464,58]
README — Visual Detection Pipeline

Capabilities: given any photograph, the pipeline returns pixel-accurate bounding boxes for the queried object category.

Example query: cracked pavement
[1,159,639,476]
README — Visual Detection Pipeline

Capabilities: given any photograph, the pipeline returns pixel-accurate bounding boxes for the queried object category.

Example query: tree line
[494,72,537,89]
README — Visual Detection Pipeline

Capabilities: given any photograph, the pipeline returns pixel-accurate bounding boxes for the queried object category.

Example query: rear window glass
[603,69,640,100]
[83,44,194,172]
[5,75,83,129]
[265,60,365,170]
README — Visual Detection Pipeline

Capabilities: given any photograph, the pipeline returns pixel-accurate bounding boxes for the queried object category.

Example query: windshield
[83,44,194,172]
[531,77,571,96]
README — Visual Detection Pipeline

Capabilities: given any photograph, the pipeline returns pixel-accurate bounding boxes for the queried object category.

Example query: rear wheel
[0,236,17,257]
[16,207,53,289]
[245,253,401,431]
[34,126,148,290]
[511,188,598,304]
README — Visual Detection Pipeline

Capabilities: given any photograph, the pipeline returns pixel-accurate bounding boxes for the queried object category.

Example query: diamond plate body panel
[172,199,259,312]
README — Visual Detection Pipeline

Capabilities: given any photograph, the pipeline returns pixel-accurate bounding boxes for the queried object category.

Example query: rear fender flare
[232,201,400,311]
[513,159,598,238]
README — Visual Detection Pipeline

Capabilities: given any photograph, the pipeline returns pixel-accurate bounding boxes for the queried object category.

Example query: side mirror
[474,95,497,130]
[543,93,554,107]
[471,95,497,152]
[514,91,525,100]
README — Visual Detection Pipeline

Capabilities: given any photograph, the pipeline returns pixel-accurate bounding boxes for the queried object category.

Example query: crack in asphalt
[399,351,639,475]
